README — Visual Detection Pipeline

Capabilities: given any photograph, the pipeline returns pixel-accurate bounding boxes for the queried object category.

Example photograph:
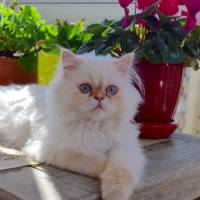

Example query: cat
[0,48,145,200]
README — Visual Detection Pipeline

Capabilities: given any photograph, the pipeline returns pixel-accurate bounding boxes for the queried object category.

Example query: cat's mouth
[92,104,104,111]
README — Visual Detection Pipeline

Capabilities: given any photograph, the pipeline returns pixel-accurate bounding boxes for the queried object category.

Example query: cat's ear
[61,48,82,72]
[113,53,135,74]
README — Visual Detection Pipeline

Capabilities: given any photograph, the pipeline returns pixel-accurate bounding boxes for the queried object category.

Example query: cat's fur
[0,49,145,200]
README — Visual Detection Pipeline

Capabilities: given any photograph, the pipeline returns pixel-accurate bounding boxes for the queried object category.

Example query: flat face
[57,52,136,122]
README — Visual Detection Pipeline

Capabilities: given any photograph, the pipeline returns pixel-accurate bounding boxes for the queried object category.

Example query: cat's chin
[89,108,108,120]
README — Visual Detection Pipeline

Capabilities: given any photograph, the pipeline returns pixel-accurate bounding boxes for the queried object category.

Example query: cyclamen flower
[137,0,180,16]
[137,0,157,11]
[158,0,180,16]
[118,0,133,28]
[181,0,200,32]
[118,0,132,7]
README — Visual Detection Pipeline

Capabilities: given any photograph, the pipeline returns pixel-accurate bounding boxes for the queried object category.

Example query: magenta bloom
[181,0,200,32]
[158,0,180,16]
[118,0,133,28]
[118,0,132,7]
[137,0,157,11]
[137,0,179,16]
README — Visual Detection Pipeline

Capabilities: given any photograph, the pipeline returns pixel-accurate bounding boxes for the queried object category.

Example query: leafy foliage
[183,24,200,69]
[78,19,139,57]
[0,1,91,73]
[78,4,200,69]
[55,19,91,53]
[0,2,57,72]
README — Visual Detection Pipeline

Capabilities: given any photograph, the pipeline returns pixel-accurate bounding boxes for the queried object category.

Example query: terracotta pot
[134,59,184,139]
[0,57,37,85]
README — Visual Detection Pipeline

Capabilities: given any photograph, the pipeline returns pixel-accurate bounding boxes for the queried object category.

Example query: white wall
[5,1,200,25]
[9,0,126,25]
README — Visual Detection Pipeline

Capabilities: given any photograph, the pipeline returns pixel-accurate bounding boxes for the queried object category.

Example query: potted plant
[0,1,56,84]
[38,19,91,84]
[78,0,200,139]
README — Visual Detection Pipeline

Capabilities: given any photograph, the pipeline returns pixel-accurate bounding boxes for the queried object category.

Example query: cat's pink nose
[94,96,105,101]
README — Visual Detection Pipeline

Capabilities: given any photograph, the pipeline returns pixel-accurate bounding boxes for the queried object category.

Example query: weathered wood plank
[0,166,100,200]
[133,136,200,200]
[0,188,21,200]
[1,133,200,200]
[0,145,37,171]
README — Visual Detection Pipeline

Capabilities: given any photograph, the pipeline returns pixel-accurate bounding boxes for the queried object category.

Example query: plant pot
[134,59,184,139]
[38,51,60,85]
[0,57,37,85]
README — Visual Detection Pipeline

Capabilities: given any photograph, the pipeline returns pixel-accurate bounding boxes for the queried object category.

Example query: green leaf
[183,40,200,60]
[95,40,113,55]
[162,22,184,41]
[143,40,162,64]
[85,23,106,35]
[144,15,159,31]
[19,53,37,73]
[120,31,139,53]
[68,19,84,40]
[157,32,184,63]
[78,40,96,54]
[145,31,157,40]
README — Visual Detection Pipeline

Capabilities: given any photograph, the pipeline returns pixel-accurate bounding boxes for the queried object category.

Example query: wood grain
[1,133,200,200]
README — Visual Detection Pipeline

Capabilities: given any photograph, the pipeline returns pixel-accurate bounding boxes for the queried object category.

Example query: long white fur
[0,49,145,200]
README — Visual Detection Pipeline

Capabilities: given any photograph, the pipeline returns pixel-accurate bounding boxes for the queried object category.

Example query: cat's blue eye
[79,83,92,94]
[106,85,118,96]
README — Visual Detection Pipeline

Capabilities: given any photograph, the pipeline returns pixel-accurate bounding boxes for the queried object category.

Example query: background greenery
[0,2,91,73]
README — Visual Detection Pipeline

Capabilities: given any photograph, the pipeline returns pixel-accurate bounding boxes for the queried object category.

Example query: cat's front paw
[101,165,134,200]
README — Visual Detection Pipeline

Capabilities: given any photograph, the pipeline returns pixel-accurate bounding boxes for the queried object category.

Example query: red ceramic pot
[133,59,184,139]
[0,57,37,85]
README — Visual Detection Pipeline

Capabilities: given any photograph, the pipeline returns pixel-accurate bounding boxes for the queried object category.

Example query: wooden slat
[1,133,200,200]
[0,189,21,200]
[0,146,37,171]
[0,166,100,200]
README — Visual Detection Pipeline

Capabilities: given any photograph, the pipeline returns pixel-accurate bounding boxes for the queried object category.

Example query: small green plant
[0,1,57,73]
[37,19,91,85]
[55,18,91,53]
[0,0,92,74]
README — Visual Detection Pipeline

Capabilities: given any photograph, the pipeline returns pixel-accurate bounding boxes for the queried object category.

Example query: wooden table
[1,133,200,200]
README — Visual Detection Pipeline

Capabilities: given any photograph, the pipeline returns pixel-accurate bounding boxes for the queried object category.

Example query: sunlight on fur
[0,145,23,156]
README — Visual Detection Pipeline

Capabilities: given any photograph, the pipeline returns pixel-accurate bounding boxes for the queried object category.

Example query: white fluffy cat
[0,48,145,200]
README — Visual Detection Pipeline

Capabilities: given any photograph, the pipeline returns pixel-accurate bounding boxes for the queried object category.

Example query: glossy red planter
[139,121,177,139]
[134,59,184,139]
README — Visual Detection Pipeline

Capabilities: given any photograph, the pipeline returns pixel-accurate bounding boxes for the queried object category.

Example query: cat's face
[50,49,141,121]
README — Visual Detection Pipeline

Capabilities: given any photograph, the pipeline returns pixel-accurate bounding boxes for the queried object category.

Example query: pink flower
[137,0,179,16]
[158,0,180,16]
[118,0,132,7]
[181,0,200,32]
[118,0,133,28]
[137,0,157,11]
